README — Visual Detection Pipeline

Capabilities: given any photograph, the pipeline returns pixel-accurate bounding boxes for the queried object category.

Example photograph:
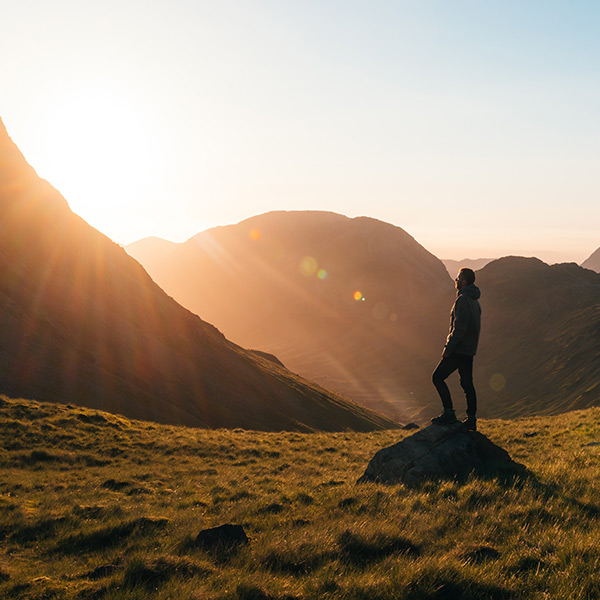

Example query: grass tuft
[83,564,122,580]
[459,544,501,564]
[122,555,208,589]
[262,544,329,575]
[55,517,169,554]
[337,530,419,564]
[234,583,274,600]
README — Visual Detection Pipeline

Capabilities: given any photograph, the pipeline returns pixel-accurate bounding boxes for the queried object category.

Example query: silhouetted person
[431,267,481,430]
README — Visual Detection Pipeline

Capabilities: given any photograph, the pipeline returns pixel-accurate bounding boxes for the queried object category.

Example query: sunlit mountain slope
[129,221,600,422]
[128,211,455,420]
[0,118,397,432]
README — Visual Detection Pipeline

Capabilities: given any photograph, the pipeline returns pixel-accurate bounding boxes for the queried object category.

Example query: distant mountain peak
[126,209,455,420]
[582,246,600,273]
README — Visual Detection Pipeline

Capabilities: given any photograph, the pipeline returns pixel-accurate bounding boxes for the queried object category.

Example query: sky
[1,0,599,263]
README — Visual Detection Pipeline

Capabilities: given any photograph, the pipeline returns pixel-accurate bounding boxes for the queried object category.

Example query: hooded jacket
[444,283,481,356]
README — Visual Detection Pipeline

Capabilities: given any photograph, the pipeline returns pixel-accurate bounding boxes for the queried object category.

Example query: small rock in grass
[194,524,249,550]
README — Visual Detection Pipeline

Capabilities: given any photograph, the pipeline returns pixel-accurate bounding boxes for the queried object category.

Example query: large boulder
[358,422,525,486]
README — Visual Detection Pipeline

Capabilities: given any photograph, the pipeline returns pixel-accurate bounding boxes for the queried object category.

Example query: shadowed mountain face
[476,257,600,418]
[0,118,397,432]
[128,212,455,421]
[581,247,600,273]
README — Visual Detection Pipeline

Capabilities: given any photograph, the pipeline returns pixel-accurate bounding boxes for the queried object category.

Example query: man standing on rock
[431,267,481,431]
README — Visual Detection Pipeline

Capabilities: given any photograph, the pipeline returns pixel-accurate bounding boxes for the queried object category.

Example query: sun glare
[31,88,158,240]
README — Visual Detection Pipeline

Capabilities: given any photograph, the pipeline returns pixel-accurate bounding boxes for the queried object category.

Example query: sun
[31,87,159,241]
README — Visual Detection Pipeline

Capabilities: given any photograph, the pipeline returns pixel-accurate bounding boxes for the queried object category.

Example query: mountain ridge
[475,255,600,417]
[441,257,495,277]
[0,117,397,432]
[128,221,600,422]
[128,210,455,420]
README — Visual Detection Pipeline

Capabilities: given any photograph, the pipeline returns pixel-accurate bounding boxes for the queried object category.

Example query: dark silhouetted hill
[0,117,397,432]
[127,211,455,421]
[475,257,600,417]
[581,246,600,273]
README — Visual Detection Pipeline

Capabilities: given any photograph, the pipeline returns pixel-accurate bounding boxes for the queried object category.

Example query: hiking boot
[431,410,457,425]
[462,416,477,431]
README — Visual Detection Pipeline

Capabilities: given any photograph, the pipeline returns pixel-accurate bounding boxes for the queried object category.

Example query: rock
[358,422,525,486]
[194,524,249,550]
[402,422,420,430]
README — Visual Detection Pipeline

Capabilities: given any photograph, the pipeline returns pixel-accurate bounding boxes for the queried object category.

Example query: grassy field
[0,395,598,599]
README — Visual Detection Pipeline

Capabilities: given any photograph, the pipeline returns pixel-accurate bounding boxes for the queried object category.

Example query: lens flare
[490,373,506,392]
[317,269,328,280]
[250,229,261,241]
[300,256,318,276]
[353,291,363,301]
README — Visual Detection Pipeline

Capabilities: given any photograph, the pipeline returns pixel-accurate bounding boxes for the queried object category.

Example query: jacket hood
[459,283,481,300]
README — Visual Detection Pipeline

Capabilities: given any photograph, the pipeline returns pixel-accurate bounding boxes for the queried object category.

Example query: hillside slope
[0,118,396,432]
[128,211,455,420]
[476,257,600,417]
[0,394,598,599]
